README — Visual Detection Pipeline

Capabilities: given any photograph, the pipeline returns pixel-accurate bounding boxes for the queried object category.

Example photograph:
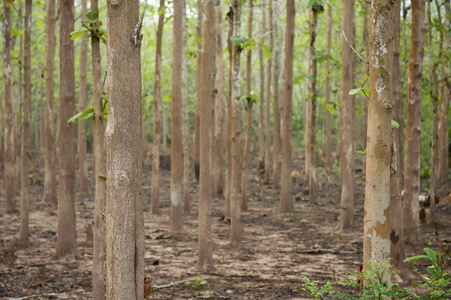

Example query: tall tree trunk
[91,0,106,298]
[161,101,168,154]
[403,0,425,243]
[105,1,144,298]
[55,0,76,259]
[198,0,215,271]
[43,0,57,205]
[257,7,265,173]
[280,0,295,214]
[3,0,16,214]
[241,0,253,210]
[151,0,165,215]
[19,0,32,247]
[272,0,280,189]
[325,3,332,175]
[230,0,242,249]
[15,3,23,197]
[364,0,393,268]
[336,0,356,230]
[213,0,225,197]
[437,0,450,182]
[264,1,272,185]
[171,0,184,234]
[78,0,89,196]
[307,4,320,204]
[193,0,203,182]
[390,0,406,270]
[362,6,369,175]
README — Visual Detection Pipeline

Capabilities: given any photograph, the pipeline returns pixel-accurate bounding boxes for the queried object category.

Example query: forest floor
[0,152,450,299]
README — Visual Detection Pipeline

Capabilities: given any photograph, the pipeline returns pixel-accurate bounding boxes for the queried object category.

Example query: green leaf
[293,75,303,85]
[424,248,437,264]
[230,36,249,46]
[262,44,273,59]
[98,173,107,179]
[86,10,99,21]
[164,15,173,25]
[158,5,167,15]
[67,112,84,125]
[404,255,429,262]
[70,28,89,40]
[325,103,335,115]
[349,88,361,95]
[391,120,400,129]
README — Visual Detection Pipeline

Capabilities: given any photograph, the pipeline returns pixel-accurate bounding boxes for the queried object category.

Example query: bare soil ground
[0,153,450,299]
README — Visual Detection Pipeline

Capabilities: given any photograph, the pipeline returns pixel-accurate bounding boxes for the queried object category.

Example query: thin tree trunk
[280,0,295,214]
[257,7,265,173]
[336,0,355,230]
[198,0,215,271]
[193,0,203,182]
[15,3,23,197]
[362,7,369,175]
[161,101,168,154]
[105,1,144,298]
[55,0,77,259]
[43,0,57,206]
[264,1,272,185]
[272,0,280,189]
[171,0,184,234]
[19,0,32,247]
[91,0,106,298]
[3,0,16,214]
[325,3,332,174]
[230,0,242,249]
[241,0,253,210]
[78,0,89,196]
[364,0,393,269]
[213,0,225,197]
[403,0,425,244]
[151,0,165,215]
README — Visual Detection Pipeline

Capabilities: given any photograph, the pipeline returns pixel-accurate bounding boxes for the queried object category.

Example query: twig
[152,279,189,289]
[341,29,367,64]
[9,294,56,300]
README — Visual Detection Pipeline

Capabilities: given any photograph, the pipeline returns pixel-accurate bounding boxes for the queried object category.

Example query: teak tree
[105,1,144,299]
[264,0,272,185]
[324,2,333,174]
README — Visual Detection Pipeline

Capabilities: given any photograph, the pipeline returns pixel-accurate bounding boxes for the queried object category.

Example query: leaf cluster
[67,93,108,125]
[70,10,107,43]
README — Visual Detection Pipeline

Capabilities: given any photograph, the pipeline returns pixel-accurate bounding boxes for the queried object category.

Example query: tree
[55,0,77,259]
[257,6,265,173]
[363,0,394,268]
[105,1,144,298]
[43,0,57,206]
[91,0,106,298]
[403,0,425,244]
[280,0,295,214]
[77,0,89,196]
[230,0,243,249]
[3,0,16,214]
[336,0,356,230]
[198,0,215,271]
[171,0,184,234]
[151,0,165,215]
[362,5,369,175]
[19,0,32,247]
[324,2,333,174]
[272,0,280,189]
[193,0,203,182]
[264,1,272,185]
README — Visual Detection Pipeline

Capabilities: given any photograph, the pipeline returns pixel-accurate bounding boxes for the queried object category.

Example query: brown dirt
[0,153,450,299]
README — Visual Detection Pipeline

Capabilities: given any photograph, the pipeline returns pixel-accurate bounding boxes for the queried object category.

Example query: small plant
[423,235,432,246]
[185,277,207,287]
[200,290,213,299]
[301,277,332,299]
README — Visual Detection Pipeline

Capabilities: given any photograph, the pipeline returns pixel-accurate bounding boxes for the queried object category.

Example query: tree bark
[55,0,77,259]
[151,0,165,215]
[272,0,280,189]
[362,6,369,175]
[193,0,203,182]
[230,0,242,249]
[257,6,265,173]
[325,3,333,175]
[171,0,184,235]
[364,0,393,268]
[280,0,295,214]
[3,0,16,214]
[198,0,215,271]
[105,1,144,298]
[78,0,89,196]
[264,1,272,185]
[336,0,356,230]
[403,0,425,244]
[19,0,32,247]
[43,0,57,206]
[91,0,106,298]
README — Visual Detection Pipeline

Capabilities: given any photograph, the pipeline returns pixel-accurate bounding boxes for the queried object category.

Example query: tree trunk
[241,0,253,210]
[325,3,332,175]
[257,7,265,173]
[171,0,184,235]
[105,1,144,298]
[403,0,425,244]
[362,6,369,175]
[364,0,393,268]
[3,0,16,214]
[264,1,272,185]
[198,0,215,271]
[151,0,165,215]
[307,4,319,204]
[91,0,106,298]
[19,0,32,247]
[272,0,280,189]
[280,0,295,214]
[55,0,77,259]
[230,0,242,249]
[336,0,356,230]
[390,0,406,270]
[43,0,57,206]
[15,3,23,198]
[193,0,203,182]
[78,0,89,196]
[213,0,225,197]
[161,101,168,154]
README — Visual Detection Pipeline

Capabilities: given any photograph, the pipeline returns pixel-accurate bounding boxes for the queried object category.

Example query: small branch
[341,30,367,64]
[9,294,57,300]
